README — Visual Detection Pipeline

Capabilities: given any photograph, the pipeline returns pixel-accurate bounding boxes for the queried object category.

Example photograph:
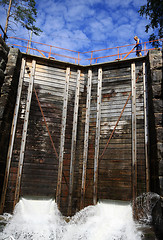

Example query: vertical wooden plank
[131,62,137,206]
[93,68,102,205]
[14,60,36,207]
[80,69,92,209]
[68,70,81,215]
[56,67,70,207]
[143,62,150,192]
[0,58,26,214]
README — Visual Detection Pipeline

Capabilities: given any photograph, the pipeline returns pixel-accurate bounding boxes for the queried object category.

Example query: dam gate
[0,54,149,216]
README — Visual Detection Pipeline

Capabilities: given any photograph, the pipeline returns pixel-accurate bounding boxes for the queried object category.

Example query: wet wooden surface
[4,55,147,216]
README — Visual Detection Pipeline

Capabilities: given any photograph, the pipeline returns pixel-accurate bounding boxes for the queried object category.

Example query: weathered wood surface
[93,68,102,205]
[0,58,26,213]
[80,69,92,209]
[131,62,137,206]
[3,55,147,216]
[14,60,36,208]
[68,70,81,215]
[56,67,70,207]
[78,62,146,209]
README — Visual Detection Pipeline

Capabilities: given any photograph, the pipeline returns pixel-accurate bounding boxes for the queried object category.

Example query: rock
[0,36,10,53]
[0,69,5,87]
[0,45,8,62]
[153,99,163,113]
[0,58,7,71]
[152,198,163,240]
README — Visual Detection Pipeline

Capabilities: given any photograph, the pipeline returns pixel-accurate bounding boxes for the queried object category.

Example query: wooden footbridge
[0,53,149,216]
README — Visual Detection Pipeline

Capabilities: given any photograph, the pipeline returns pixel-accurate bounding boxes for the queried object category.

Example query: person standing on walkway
[134,36,142,57]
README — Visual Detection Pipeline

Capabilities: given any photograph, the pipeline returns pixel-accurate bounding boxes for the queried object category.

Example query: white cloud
[104,0,132,9]
[66,4,94,20]
[111,24,135,43]
[132,0,147,8]
[0,8,6,28]
[135,19,153,41]
[0,0,153,61]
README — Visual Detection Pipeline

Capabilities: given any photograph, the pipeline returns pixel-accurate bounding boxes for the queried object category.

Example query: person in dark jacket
[134,36,142,57]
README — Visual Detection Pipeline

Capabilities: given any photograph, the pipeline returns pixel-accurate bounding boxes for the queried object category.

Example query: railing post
[48,46,52,58]
[118,47,119,59]
[28,30,33,54]
[90,51,93,65]
[144,42,146,55]
[78,52,80,64]
[26,40,29,54]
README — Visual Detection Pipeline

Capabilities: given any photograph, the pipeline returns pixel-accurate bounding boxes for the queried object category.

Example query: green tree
[0,0,42,37]
[139,0,163,46]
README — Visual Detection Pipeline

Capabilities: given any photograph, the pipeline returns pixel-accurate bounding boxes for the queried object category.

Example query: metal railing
[7,36,163,65]
[82,39,162,64]
[8,36,81,64]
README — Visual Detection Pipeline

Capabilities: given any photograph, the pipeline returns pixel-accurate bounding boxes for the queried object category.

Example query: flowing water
[0,198,144,240]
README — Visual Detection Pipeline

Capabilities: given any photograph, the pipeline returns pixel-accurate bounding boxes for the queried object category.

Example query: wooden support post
[14,60,36,208]
[80,69,92,210]
[131,62,137,216]
[0,58,26,214]
[68,70,81,215]
[56,67,70,207]
[143,62,150,192]
[93,68,102,205]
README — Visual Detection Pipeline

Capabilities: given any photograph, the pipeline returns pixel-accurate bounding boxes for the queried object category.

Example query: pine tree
[139,0,163,46]
[0,0,42,37]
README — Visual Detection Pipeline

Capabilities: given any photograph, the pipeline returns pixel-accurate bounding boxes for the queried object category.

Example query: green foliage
[0,0,42,35]
[138,0,163,47]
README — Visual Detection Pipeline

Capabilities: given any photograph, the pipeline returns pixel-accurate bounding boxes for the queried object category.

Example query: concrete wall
[0,37,9,93]
[146,49,163,195]
[0,42,22,198]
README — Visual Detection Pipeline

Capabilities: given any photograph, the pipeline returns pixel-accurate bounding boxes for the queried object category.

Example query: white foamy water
[0,199,65,240]
[0,198,142,240]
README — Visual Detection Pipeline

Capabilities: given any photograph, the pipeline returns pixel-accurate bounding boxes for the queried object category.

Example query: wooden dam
[0,50,155,216]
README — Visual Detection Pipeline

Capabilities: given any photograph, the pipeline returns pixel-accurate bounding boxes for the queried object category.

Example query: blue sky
[0,0,152,63]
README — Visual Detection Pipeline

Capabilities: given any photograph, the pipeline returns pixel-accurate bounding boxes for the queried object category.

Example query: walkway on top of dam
[6,36,163,65]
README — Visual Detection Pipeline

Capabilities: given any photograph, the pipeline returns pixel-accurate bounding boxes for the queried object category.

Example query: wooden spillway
[0,54,149,216]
